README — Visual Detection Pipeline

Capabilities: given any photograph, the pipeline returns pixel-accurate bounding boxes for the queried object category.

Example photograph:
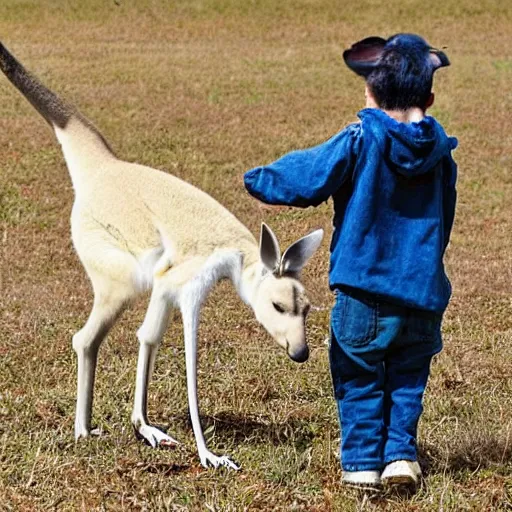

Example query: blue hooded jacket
[244,108,457,312]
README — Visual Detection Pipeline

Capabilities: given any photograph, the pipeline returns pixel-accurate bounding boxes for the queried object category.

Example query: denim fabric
[329,287,442,471]
[244,108,457,313]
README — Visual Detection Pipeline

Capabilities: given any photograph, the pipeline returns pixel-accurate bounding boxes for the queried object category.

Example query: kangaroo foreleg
[132,288,178,447]
[180,291,239,470]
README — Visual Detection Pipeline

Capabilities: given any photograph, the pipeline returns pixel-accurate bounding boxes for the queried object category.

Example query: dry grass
[1,1,511,510]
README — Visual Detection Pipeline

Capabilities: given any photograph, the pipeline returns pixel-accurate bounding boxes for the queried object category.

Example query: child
[244,34,457,490]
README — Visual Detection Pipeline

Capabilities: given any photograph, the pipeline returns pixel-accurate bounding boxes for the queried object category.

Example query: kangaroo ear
[280,229,324,275]
[343,36,387,77]
[260,223,281,273]
[429,48,450,70]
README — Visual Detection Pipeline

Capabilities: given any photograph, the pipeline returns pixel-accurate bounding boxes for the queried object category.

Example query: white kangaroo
[0,42,323,469]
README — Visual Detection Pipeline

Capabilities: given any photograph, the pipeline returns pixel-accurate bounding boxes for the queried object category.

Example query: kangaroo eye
[272,302,285,314]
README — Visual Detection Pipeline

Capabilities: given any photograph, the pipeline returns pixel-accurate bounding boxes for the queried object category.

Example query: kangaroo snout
[287,342,309,363]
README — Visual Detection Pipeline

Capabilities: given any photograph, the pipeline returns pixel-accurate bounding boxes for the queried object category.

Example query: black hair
[365,47,434,110]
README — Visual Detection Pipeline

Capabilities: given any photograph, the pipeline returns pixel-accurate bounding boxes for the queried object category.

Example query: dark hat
[343,33,450,78]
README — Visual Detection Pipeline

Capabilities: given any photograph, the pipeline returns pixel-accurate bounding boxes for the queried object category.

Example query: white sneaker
[342,470,381,490]
[381,460,422,487]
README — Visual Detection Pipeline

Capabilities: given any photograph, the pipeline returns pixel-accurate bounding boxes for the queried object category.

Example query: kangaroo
[0,42,323,469]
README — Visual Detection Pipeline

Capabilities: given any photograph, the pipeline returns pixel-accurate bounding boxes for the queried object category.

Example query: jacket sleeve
[244,124,360,207]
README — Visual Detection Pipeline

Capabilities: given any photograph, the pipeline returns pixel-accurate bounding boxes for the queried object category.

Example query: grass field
[1,0,511,510]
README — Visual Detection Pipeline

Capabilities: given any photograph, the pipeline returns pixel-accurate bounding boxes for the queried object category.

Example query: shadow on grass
[169,411,330,450]
[166,412,512,477]
[204,411,328,449]
[419,432,512,475]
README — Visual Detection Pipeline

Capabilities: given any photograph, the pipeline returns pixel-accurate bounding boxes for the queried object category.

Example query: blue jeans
[329,287,443,472]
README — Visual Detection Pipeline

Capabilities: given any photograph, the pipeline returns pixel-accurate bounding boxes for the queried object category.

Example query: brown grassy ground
[1,1,511,510]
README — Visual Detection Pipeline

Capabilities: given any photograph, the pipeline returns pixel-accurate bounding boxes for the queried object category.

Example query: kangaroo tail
[0,42,114,154]
[0,42,74,128]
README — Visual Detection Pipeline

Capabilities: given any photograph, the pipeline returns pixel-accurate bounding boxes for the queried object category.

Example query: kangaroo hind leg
[131,284,179,448]
[73,281,130,440]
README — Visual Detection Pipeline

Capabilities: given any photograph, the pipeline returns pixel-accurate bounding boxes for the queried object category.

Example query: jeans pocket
[331,290,377,347]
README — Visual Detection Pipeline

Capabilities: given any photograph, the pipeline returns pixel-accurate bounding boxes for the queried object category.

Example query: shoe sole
[382,475,418,487]
[344,482,382,489]
[344,482,383,495]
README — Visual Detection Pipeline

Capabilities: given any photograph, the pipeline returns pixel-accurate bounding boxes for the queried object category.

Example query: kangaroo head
[252,223,324,363]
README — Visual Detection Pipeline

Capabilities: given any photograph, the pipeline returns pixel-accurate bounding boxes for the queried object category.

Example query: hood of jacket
[358,108,457,176]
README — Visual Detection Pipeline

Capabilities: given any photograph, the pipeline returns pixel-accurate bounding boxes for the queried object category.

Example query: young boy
[244,34,457,490]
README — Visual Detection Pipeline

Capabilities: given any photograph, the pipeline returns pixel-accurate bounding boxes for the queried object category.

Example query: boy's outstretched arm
[244,124,359,207]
